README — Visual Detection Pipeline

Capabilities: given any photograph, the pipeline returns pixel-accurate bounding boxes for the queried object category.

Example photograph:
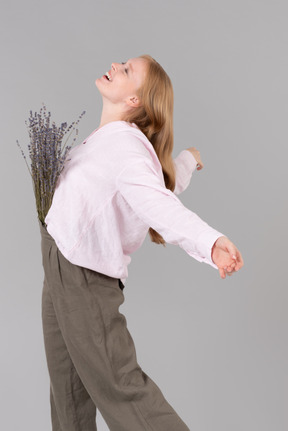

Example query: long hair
[121,54,176,246]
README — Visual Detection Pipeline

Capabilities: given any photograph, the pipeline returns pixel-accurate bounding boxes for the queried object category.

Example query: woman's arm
[173,150,197,195]
[116,156,239,274]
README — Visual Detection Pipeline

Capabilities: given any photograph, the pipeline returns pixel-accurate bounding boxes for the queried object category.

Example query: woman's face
[95,57,147,108]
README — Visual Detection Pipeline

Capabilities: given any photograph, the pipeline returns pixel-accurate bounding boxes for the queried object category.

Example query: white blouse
[45,120,224,284]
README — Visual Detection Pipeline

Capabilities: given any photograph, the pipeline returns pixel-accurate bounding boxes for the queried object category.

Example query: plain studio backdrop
[0,0,287,430]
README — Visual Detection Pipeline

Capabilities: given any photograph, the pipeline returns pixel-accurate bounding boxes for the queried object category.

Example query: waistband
[38,219,125,290]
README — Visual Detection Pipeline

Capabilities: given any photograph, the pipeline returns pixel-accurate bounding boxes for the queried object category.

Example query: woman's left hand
[211,236,244,279]
[186,147,204,170]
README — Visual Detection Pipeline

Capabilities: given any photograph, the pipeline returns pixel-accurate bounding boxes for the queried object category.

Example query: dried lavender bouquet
[17,103,86,227]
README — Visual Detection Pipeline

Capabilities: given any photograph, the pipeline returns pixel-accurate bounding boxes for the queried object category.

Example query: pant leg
[40,223,190,431]
[42,277,97,431]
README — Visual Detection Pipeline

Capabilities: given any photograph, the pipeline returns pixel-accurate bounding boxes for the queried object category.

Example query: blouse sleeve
[173,150,198,195]
[115,156,224,269]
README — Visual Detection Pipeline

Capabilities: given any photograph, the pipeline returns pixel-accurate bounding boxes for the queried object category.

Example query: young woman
[40,54,244,431]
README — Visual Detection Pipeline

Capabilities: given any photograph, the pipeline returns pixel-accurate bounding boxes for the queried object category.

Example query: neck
[98,98,127,129]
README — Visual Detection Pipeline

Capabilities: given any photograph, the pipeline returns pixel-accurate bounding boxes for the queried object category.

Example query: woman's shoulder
[88,120,161,168]
[102,122,154,156]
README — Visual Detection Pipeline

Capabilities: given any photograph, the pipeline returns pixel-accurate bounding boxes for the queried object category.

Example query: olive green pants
[40,222,190,430]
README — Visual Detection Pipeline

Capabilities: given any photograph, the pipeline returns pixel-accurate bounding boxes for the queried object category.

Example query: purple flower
[16,102,86,226]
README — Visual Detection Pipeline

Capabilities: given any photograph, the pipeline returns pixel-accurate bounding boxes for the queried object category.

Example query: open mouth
[104,71,112,81]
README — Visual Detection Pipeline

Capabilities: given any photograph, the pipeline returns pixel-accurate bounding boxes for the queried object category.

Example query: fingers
[224,260,236,271]
[219,267,226,279]
[225,240,238,261]
[223,255,243,277]
[235,250,244,270]
[221,258,237,278]
[225,241,244,272]
[223,262,236,277]
[220,267,235,278]
[232,250,244,271]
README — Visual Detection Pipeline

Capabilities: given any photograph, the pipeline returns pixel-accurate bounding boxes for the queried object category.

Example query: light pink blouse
[45,120,224,284]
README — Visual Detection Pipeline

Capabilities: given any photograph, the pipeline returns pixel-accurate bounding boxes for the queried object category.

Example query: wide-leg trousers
[39,221,190,430]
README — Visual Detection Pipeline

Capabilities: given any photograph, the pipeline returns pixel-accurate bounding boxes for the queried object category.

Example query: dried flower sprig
[17,102,86,226]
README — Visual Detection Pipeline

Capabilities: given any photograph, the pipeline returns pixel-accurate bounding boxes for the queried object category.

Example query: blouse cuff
[186,230,225,269]
[180,150,198,173]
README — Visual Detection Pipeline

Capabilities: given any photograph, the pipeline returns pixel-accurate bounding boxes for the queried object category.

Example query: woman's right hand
[186,147,204,170]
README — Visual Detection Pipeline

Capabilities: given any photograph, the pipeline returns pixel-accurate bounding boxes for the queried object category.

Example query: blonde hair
[121,54,176,246]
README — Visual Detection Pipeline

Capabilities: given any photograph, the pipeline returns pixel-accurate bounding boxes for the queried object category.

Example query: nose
[111,63,118,71]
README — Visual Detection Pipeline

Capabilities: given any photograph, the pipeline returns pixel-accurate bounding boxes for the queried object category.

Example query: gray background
[1,0,287,430]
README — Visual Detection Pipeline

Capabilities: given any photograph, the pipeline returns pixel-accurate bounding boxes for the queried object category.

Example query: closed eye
[121,62,128,74]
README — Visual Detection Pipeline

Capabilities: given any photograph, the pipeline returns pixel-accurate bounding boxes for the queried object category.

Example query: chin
[95,79,102,92]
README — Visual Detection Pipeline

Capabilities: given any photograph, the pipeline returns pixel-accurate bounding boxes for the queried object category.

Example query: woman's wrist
[211,235,227,263]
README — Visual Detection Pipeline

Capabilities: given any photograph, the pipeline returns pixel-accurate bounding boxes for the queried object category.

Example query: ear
[126,96,141,108]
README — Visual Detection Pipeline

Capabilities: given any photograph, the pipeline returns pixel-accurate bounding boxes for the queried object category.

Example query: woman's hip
[39,220,124,299]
